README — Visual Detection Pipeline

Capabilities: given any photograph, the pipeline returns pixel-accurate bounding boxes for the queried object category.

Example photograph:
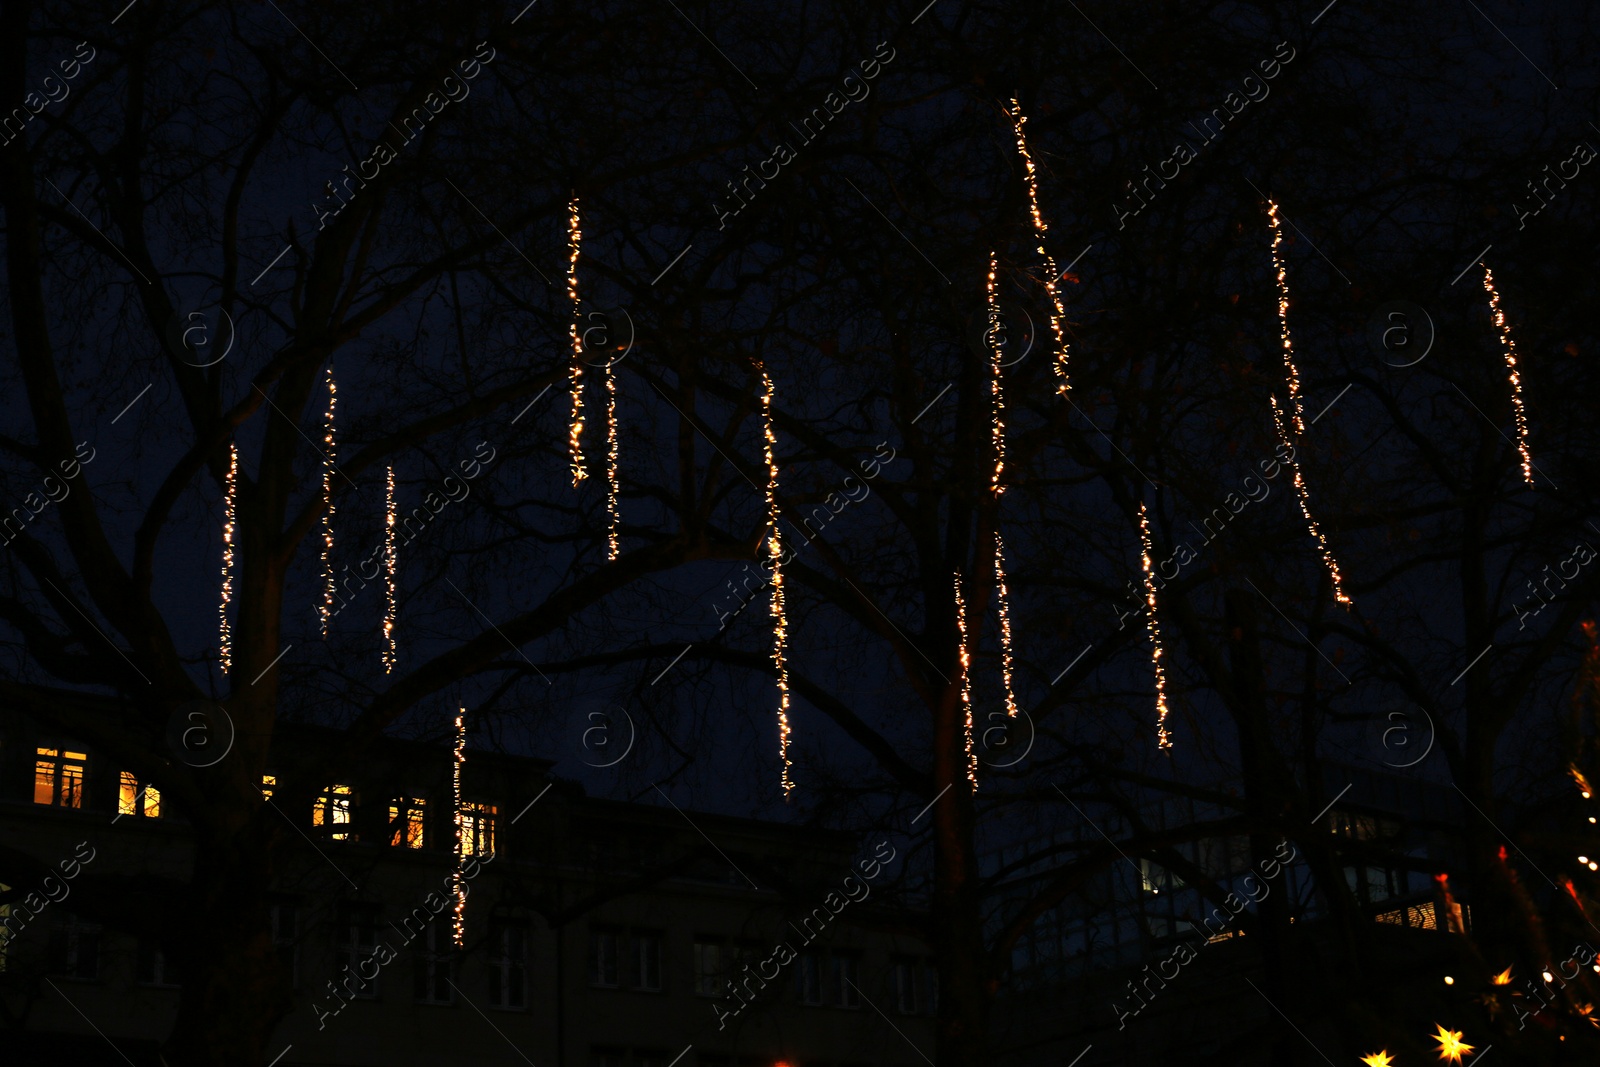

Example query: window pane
[120,772,139,816]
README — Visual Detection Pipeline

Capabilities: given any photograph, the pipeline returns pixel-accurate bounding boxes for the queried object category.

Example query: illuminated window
[119,772,161,818]
[389,796,427,849]
[460,801,496,856]
[34,747,87,808]
[261,775,276,800]
[313,784,355,842]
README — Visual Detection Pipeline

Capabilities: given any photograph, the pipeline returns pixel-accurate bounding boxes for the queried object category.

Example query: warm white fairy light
[985,254,1020,720]
[761,366,794,795]
[567,196,586,486]
[1005,98,1071,395]
[604,353,621,560]
[319,366,337,635]
[954,569,979,788]
[219,443,238,675]
[383,466,397,673]
[452,707,466,947]
[1138,502,1173,750]
[1265,200,1351,607]
[1483,264,1535,486]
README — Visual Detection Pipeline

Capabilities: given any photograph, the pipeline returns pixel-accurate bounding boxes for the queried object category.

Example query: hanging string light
[1265,199,1352,607]
[567,196,586,486]
[984,252,1020,719]
[604,351,621,560]
[452,707,466,947]
[383,466,397,673]
[1483,264,1536,486]
[761,366,794,795]
[319,366,338,635]
[1138,501,1173,750]
[219,443,238,675]
[954,569,979,788]
[1004,98,1071,395]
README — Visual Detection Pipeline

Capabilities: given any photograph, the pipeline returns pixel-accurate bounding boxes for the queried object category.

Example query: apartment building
[0,715,936,1067]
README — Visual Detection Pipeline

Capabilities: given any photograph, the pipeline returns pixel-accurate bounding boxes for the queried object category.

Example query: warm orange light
[1491,965,1513,985]
[1138,501,1172,749]
[1432,1024,1473,1063]
[761,366,794,795]
[1483,264,1535,486]
[452,708,467,946]
[1004,99,1071,394]
[954,569,978,789]
[219,442,238,674]
[568,196,586,485]
[1361,1052,1395,1067]
[383,465,397,673]
[319,365,338,635]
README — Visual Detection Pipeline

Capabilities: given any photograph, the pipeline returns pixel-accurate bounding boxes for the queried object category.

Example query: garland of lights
[604,351,621,560]
[985,252,1020,719]
[1004,98,1072,395]
[1265,200,1352,607]
[761,366,794,795]
[954,569,979,788]
[319,366,338,635]
[219,443,238,675]
[1137,501,1173,750]
[452,707,466,947]
[567,196,587,486]
[383,466,397,673]
[1483,264,1536,486]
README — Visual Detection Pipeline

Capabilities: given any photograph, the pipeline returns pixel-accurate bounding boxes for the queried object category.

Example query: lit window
[313,784,355,841]
[34,747,87,808]
[460,801,495,856]
[389,796,427,849]
[413,918,454,1004]
[489,923,527,1009]
[261,775,276,800]
[119,772,161,818]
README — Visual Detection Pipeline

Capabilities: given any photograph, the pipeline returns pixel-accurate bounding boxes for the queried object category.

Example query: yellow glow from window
[35,748,85,808]
[461,801,496,856]
[390,797,427,849]
[261,774,275,800]
[314,784,354,840]
[120,772,139,816]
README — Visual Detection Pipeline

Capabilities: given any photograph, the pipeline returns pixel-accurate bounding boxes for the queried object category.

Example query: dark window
[333,904,379,999]
[692,939,729,997]
[629,931,662,991]
[271,902,299,990]
[591,928,620,987]
[136,938,180,987]
[414,919,455,1004]
[48,916,100,980]
[489,923,527,1009]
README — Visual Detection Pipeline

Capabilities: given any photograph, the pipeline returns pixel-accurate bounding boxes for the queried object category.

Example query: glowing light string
[1138,501,1172,750]
[219,442,238,675]
[383,466,397,673]
[1483,264,1536,486]
[954,569,979,788]
[452,707,466,947]
[604,349,621,560]
[568,196,586,486]
[1266,199,1352,606]
[319,366,338,635]
[760,366,794,795]
[985,251,1019,719]
[1005,98,1071,395]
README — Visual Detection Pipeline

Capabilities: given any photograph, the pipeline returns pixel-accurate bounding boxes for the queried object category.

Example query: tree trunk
[931,681,989,1065]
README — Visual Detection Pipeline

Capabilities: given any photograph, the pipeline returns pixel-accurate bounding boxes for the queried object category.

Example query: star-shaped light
[1432,1024,1473,1063]
[1361,1051,1396,1067]
[1491,965,1512,985]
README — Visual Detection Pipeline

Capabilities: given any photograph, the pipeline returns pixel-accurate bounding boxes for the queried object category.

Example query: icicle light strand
[604,354,621,559]
[954,570,979,788]
[383,466,397,673]
[1483,264,1536,486]
[319,367,337,635]
[1138,502,1173,750]
[567,196,586,485]
[761,367,794,795]
[219,443,238,675]
[452,708,466,947]
[1005,98,1072,394]
[994,531,1020,720]
[985,256,1020,719]
[1266,200,1352,606]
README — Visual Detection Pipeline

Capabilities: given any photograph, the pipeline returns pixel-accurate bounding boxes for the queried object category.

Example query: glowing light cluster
[1138,501,1172,750]
[319,366,338,635]
[383,466,397,673]
[1266,200,1352,607]
[761,367,794,795]
[1432,1024,1474,1063]
[219,442,238,675]
[604,350,621,560]
[993,532,1020,720]
[1005,98,1071,394]
[567,196,586,485]
[1483,264,1536,486]
[954,570,978,789]
[1359,1053,1394,1067]
[984,263,1020,720]
[452,707,466,947]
